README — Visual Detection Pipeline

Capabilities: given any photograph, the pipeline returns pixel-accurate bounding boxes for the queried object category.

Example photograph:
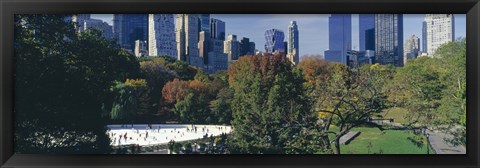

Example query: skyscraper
[422,21,427,53]
[287,21,299,65]
[198,31,210,64]
[176,14,200,63]
[359,14,375,51]
[425,14,455,55]
[224,34,241,63]
[199,14,211,34]
[264,29,285,53]
[404,34,420,64]
[365,28,375,51]
[375,14,403,67]
[324,14,352,64]
[148,14,176,58]
[240,37,255,56]
[113,14,148,50]
[210,18,226,41]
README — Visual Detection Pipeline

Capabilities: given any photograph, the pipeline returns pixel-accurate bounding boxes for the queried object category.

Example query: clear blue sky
[91,14,466,59]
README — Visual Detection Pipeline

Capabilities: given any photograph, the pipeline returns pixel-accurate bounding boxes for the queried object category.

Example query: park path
[427,130,466,154]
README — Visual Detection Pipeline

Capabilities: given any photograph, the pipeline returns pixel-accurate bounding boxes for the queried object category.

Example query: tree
[388,57,444,126]
[433,38,466,146]
[315,63,394,154]
[227,54,319,154]
[14,15,139,153]
[110,79,149,121]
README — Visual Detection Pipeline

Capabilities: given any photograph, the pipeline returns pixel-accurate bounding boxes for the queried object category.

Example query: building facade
[134,40,148,57]
[375,14,404,67]
[404,34,420,64]
[80,18,114,40]
[325,14,352,64]
[224,34,241,63]
[265,29,285,54]
[210,18,226,41]
[425,14,455,55]
[287,21,299,65]
[359,14,375,51]
[148,14,176,58]
[113,14,148,50]
[240,37,255,56]
[176,14,200,63]
[422,21,427,53]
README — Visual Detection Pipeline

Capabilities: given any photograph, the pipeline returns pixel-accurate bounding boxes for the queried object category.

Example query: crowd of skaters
[107,124,232,147]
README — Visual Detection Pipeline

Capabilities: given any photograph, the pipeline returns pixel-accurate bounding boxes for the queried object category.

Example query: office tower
[422,21,427,53]
[425,14,455,55]
[287,21,299,65]
[207,39,228,73]
[176,14,200,63]
[324,14,352,64]
[82,18,114,39]
[113,14,148,50]
[148,14,176,58]
[198,31,210,64]
[71,14,91,30]
[365,28,375,51]
[264,29,285,53]
[240,37,255,56]
[224,34,241,63]
[134,40,148,57]
[359,14,375,51]
[210,18,226,40]
[199,14,211,34]
[404,35,420,64]
[375,14,403,67]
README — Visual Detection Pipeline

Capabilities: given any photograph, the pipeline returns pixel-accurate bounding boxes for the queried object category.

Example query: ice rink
[107,124,232,146]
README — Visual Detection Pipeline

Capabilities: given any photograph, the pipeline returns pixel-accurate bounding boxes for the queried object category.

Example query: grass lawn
[335,126,433,154]
[380,107,409,124]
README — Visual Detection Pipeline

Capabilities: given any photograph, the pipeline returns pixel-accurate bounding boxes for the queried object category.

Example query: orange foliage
[161,78,189,104]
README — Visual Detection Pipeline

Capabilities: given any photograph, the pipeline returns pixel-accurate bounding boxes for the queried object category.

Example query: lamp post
[426,133,430,154]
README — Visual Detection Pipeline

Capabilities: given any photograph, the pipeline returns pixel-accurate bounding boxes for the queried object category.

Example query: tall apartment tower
[324,14,352,64]
[375,14,404,67]
[210,19,226,41]
[148,14,176,58]
[113,14,148,50]
[422,21,428,53]
[176,14,200,63]
[425,14,455,55]
[404,34,420,64]
[265,29,285,54]
[359,14,375,51]
[287,21,299,65]
[224,34,241,63]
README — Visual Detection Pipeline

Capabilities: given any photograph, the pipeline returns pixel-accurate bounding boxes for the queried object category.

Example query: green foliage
[110,79,149,121]
[14,15,138,153]
[227,54,320,154]
[314,63,394,154]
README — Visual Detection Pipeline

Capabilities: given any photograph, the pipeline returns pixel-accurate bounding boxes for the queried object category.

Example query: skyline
[91,14,466,59]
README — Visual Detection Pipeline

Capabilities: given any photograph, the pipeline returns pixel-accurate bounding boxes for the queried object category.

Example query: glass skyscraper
[113,14,148,50]
[264,29,285,53]
[210,18,225,41]
[200,14,211,35]
[359,14,375,51]
[374,14,403,67]
[325,14,351,64]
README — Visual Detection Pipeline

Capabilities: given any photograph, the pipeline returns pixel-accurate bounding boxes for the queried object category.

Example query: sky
[91,14,466,58]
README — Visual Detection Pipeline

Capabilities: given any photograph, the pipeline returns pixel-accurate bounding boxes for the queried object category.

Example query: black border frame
[1,0,479,167]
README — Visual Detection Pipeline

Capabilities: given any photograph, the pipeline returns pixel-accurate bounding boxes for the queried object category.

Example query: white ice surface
[107,124,232,146]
